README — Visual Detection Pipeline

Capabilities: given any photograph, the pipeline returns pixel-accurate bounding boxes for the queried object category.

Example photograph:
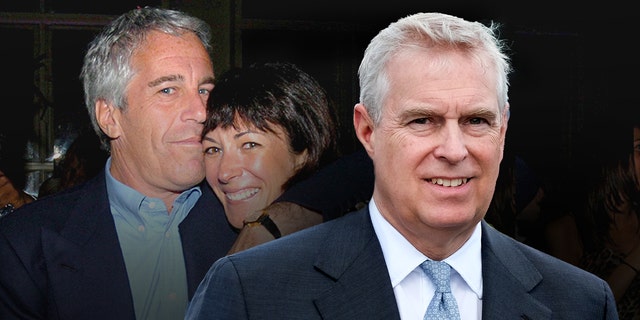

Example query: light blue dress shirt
[104,159,202,320]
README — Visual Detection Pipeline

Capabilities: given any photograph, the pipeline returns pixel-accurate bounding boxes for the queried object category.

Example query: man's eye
[199,88,210,95]
[160,87,176,94]
[409,118,429,125]
[469,117,489,125]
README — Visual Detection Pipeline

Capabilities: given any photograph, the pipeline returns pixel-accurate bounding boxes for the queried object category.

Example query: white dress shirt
[369,199,483,319]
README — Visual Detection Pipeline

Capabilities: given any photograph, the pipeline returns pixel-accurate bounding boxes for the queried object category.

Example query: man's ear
[504,102,510,124]
[501,102,510,134]
[95,99,121,139]
[499,102,510,157]
[353,103,375,157]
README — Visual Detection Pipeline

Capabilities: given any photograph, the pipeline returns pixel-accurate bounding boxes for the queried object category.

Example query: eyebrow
[148,74,183,87]
[234,130,255,139]
[201,76,215,86]
[469,108,498,120]
[202,135,217,144]
[202,130,260,145]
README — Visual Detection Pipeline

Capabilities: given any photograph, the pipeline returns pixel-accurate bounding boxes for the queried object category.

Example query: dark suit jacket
[0,151,375,320]
[186,206,619,320]
[0,173,237,320]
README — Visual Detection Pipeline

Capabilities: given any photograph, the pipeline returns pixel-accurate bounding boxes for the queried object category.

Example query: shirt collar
[104,157,202,218]
[369,199,483,298]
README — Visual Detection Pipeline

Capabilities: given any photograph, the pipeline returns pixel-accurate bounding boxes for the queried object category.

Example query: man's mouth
[429,178,469,187]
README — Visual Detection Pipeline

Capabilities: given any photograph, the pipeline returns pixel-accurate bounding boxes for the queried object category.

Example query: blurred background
[0,0,636,198]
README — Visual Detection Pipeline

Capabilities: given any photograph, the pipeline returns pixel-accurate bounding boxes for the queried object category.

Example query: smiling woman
[202,61,339,230]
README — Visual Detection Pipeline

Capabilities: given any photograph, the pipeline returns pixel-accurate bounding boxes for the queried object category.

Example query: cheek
[265,153,297,184]
[246,152,270,175]
[387,135,428,168]
[378,128,409,153]
[204,159,219,185]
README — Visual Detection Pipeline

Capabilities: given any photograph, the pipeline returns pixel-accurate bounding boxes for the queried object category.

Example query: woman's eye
[242,142,258,149]
[203,146,221,155]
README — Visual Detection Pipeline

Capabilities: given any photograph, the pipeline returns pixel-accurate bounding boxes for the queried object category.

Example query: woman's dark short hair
[203,62,339,189]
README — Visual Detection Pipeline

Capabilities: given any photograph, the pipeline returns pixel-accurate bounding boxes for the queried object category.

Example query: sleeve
[0,226,46,319]
[275,148,374,221]
[185,258,248,320]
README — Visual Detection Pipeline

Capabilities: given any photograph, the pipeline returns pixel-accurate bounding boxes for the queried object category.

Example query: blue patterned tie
[421,260,460,320]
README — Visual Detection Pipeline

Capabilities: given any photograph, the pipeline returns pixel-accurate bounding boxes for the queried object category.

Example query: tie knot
[420,260,452,293]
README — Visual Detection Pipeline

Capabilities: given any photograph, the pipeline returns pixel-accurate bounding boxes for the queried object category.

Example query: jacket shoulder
[0,173,107,239]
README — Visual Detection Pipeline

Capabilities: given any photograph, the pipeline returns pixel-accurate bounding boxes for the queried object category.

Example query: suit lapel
[180,181,238,298]
[37,178,238,317]
[307,212,555,319]
[41,174,135,319]
[312,208,401,320]
[481,221,552,319]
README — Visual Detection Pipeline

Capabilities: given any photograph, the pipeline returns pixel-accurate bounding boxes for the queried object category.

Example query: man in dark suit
[0,7,225,320]
[185,12,618,319]
[0,6,375,320]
